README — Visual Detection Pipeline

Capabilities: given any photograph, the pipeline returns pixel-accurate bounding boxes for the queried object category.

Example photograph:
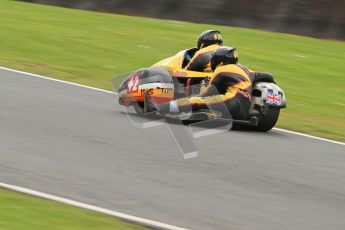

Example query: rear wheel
[255,107,280,132]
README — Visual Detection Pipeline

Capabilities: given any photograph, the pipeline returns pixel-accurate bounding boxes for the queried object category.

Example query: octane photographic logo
[111,68,232,159]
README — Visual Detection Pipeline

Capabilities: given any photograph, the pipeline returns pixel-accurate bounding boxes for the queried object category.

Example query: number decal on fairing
[127,74,139,93]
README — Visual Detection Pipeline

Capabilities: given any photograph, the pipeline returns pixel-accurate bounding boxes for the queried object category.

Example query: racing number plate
[127,73,139,93]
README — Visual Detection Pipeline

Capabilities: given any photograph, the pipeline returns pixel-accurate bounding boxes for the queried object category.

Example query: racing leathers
[185,44,221,72]
[158,63,252,120]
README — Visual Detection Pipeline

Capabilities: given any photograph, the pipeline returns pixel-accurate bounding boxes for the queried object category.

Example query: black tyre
[255,107,280,132]
[132,102,144,115]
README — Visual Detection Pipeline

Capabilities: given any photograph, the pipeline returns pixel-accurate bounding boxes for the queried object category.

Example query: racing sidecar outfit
[158,63,252,120]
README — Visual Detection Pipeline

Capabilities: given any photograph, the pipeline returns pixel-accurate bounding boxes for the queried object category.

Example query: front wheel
[255,107,280,132]
[132,102,144,115]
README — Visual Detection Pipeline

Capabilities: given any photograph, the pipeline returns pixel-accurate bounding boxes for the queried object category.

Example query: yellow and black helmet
[197,30,223,49]
[211,46,239,71]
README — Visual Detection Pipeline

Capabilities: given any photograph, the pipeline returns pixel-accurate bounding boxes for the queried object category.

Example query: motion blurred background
[1,1,345,230]
[21,0,345,40]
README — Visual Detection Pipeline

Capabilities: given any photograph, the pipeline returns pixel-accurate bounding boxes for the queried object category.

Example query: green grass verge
[0,0,344,141]
[0,188,148,230]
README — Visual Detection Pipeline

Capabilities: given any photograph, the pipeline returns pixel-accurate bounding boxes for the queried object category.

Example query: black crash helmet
[197,30,223,49]
[211,46,239,71]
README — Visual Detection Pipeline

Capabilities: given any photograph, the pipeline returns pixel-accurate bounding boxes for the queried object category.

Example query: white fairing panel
[253,82,286,108]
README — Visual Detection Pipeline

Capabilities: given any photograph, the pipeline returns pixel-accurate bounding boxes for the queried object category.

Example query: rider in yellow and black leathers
[156,47,252,120]
[185,30,223,72]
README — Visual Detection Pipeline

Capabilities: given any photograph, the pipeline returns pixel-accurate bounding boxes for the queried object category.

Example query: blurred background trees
[21,0,345,39]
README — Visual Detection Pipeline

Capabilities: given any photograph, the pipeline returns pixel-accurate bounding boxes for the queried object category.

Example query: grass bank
[0,188,148,230]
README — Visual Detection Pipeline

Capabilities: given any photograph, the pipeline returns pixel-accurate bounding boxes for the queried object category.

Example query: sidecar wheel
[132,102,144,115]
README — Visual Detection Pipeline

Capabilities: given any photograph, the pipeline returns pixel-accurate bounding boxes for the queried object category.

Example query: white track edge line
[273,128,345,146]
[1,66,344,147]
[0,182,190,230]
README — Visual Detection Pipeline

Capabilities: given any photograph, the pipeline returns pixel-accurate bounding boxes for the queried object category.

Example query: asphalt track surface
[1,68,345,230]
